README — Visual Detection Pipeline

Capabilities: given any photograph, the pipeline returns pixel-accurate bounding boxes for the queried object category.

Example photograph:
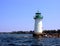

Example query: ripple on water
[0,34,60,46]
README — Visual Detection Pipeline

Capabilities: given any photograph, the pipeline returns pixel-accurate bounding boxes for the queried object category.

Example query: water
[0,34,60,46]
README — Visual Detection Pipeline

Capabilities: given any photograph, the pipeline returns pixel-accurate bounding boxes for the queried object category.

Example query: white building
[34,11,43,34]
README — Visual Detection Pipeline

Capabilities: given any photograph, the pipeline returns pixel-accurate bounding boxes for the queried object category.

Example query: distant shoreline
[0,29,60,34]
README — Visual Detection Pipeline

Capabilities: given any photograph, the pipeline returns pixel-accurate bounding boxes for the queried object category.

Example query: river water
[0,34,60,46]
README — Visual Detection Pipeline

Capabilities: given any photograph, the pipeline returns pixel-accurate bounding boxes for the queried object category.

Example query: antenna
[37,10,40,13]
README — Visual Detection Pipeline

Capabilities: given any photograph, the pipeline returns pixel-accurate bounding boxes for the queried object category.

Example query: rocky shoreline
[33,33,60,38]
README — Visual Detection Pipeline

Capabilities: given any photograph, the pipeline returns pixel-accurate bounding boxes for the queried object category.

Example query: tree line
[0,29,60,34]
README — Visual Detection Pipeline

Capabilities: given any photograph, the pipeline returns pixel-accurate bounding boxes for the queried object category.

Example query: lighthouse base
[33,33,46,38]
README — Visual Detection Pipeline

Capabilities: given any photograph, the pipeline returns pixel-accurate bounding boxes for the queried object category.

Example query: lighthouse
[33,11,43,37]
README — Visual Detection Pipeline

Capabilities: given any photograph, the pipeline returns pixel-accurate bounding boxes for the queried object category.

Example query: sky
[0,0,60,32]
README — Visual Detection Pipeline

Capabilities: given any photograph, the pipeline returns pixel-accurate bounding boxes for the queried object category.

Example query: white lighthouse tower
[34,11,43,34]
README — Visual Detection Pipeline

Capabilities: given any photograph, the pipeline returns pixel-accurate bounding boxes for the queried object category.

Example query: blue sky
[0,0,60,32]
